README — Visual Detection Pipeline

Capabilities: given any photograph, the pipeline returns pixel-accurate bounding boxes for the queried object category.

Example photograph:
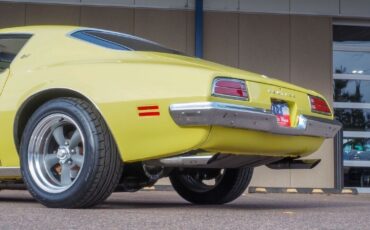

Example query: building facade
[1,0,370,191]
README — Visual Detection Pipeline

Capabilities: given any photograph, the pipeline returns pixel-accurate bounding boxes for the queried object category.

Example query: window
[70,30,181,54]
[335,108,370,131]
[334,51,370,75]
[0,34,31,72]
[334,79,370,103]
[333,25,370,188]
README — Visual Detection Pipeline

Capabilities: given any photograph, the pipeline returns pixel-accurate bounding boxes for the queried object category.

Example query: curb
[248,187,358,195]
[144,185,358,195]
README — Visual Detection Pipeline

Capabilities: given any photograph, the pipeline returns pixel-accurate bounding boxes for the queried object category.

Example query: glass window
[0,35,31,72]
[71,30,181,54]
[334,79,370,103]
[333,51,370,75]
[343,137,370,187]
[335,108,370,131]
[344,167,370,187]
[334,25,370,42]
[333,25,370,189]
[343,138,370,161]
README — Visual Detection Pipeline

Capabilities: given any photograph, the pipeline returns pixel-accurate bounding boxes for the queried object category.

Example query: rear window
[0,34,31,72]
[71,30,181,54]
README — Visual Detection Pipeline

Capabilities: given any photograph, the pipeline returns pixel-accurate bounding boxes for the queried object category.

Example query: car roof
[0,25,79,34]
[0,25,158,46]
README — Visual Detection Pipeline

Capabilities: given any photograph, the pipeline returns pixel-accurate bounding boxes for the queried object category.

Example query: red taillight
[212,78,248,100]
[309,95,332,115]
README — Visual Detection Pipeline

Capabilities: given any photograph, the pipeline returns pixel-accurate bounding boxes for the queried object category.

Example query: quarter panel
[0,61,213,166]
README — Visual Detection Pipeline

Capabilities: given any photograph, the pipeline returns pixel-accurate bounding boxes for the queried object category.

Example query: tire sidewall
[170,167,253,204]
[20,98,100,207]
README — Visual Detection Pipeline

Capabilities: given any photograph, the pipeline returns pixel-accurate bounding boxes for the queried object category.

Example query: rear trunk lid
[146,52,317,96]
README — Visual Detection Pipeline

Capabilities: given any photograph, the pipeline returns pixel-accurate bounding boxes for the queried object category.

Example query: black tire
[20,97,122,208]
[169,167,253,204]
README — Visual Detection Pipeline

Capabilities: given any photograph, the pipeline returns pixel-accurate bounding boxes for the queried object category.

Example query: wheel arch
[14,88,100,153]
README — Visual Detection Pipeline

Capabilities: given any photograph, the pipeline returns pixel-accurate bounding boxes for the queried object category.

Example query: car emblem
[267,88,296,98]
[20,54,31,59]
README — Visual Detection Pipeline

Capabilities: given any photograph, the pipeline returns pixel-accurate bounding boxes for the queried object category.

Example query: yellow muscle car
[0,26,341,208]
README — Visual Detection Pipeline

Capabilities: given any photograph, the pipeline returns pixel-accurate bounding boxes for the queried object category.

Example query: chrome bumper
[169,102,342,138]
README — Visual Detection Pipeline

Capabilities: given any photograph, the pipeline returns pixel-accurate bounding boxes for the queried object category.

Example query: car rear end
[169,76,342,158]
[54,28,340,162]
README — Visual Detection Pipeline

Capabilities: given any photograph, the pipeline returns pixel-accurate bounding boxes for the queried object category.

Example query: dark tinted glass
[334,79,370,103]
[344,167,370,187]
[335,108,370,131]
[343,138,370,161]
[334,51,370,75]
[334,25,370,42]
[0,35,31,72]
[343,136,370,187]
[71,30,181,54]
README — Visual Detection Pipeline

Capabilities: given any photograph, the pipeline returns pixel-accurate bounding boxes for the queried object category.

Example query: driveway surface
[0,189,368,230]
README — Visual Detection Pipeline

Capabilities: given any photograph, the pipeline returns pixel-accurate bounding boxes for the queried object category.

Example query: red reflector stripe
[137,105,160,117]
[138,105,159,111]
[139,112,160,117]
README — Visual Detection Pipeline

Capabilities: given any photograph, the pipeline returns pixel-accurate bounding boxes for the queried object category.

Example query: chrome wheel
[28,113,85,193]
[21,98,122,208]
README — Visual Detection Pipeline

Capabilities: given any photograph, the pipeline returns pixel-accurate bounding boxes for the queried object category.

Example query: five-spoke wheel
[28,114,85,193]
[20,98,122,208]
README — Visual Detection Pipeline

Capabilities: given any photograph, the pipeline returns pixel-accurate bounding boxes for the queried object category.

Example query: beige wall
[2,0,370,19]
[203,12,239,67]
[0,3,334,188]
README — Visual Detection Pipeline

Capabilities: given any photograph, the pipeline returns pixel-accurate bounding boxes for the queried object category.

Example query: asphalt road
[0,189,369,230]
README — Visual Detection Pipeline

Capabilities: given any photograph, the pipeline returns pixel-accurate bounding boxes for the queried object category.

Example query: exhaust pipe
[266,158,321,169]
[145,155,213,167]
[144,154,283,169]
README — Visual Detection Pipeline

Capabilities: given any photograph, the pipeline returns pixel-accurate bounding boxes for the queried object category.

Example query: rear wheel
[20,97,122,208]
[169,167,253,204]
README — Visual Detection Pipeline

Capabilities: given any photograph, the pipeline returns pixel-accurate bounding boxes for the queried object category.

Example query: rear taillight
[212,78,248,100]
[309,95,332,115]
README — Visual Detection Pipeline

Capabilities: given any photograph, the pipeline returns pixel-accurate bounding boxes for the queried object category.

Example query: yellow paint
[341,189,354,194]
[312,188,324,194]
[255,187,267,193]
[0,26,335,171]
[286,188,298,193]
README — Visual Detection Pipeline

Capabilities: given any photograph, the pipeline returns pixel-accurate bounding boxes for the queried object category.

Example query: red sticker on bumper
[276,114,291,127]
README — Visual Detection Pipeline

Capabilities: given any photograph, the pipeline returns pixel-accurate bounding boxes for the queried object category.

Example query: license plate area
[271,101,291,127]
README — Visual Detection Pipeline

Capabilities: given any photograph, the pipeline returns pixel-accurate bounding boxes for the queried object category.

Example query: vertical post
[195,0,203,58]
[334,128,344,190]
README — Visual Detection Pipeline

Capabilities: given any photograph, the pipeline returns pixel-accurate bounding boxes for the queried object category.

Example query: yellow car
[0,26,341,208]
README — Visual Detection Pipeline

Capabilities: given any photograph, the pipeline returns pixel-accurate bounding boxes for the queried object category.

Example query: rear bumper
[169,102,342,138]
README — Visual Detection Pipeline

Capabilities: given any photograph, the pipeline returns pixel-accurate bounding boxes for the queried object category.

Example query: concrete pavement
[0,189,368,230]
